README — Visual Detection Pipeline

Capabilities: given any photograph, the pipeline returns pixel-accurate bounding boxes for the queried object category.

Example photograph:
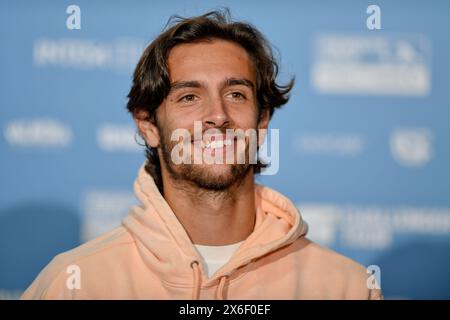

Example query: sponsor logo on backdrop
[0,289,23,300]
[300,203,450,250]
[3,117,72,148]
[33,37,145,74]
[81,189,138,241]
[294,133,365,156]
[311,33,432,96]
[390,128,433,167]
[97,124,141,152]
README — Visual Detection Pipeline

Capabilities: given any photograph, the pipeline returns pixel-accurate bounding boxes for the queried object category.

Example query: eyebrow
[169,77,255,93]
[170,80,202,92]
[226,77,255,89]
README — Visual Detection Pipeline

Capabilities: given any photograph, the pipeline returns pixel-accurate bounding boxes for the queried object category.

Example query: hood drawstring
[215,275,228,300]
[190,260,229,300]
[190,261,202,300]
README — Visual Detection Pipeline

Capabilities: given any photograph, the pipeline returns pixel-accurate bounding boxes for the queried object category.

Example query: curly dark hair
[127,9,294,192]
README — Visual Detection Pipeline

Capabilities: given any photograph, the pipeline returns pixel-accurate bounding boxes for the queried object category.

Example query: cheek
[158,117,196,146]
[158,106,189,134]
[230,108,260,129]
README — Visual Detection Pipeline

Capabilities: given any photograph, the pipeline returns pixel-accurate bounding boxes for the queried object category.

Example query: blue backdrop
[1,0,449,299]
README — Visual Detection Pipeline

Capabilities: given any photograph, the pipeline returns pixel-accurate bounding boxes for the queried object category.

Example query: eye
[230,92,246,100]
[179,94,198,103]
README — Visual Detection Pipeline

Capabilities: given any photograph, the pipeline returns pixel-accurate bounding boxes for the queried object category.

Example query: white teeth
[200,139,232,149]
[210,141,222,149]
[200,141,209,148]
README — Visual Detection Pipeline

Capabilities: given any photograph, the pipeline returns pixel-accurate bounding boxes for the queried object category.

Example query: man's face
[149,39,269,190]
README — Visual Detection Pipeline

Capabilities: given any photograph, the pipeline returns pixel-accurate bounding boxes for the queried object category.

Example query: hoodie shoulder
[21,226,135,299]
[293,237,382,299]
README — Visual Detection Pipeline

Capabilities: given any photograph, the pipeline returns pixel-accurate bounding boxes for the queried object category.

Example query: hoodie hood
[122,163,308,299]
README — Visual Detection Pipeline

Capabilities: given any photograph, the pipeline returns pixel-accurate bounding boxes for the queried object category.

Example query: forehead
[167,39,255,83]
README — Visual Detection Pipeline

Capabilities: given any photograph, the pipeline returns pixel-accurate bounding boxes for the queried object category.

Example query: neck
[161,169,257,246]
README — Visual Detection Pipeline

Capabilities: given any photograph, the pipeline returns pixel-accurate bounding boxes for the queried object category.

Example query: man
[22,10,382,300]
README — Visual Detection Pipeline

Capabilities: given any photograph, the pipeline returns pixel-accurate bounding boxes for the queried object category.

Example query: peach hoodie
[21,163,383,300]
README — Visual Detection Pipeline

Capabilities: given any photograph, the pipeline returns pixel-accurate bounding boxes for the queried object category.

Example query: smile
[201,139,233,149]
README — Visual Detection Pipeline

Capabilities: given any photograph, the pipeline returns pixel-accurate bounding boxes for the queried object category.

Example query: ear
[257,109,270,147]
[134,110,160,148]
[257,109,270,131]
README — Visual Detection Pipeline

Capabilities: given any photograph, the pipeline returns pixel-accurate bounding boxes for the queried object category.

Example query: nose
[203,96,230,129]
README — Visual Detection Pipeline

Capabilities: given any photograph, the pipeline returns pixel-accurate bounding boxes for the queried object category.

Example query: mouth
[200,138,233,149]
[191,134,240,160]
[192,133,236,148]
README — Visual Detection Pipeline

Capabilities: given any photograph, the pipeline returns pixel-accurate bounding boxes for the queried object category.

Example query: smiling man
[22,10,382,300]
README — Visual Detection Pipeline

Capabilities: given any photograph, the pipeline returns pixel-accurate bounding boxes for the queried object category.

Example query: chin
[178,163,250,191]
[191,164,236,190]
